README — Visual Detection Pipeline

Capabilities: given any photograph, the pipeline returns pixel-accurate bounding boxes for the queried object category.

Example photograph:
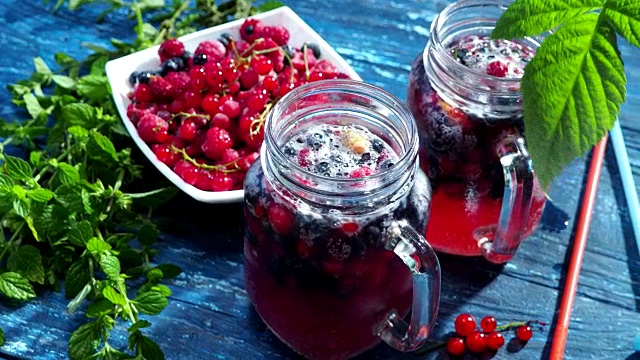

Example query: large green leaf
[493,0,604,39]
[602,0,640,47]
[522,14,626,188]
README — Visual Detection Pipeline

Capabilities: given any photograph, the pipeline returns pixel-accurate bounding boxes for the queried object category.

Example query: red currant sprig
[414,314,546,357]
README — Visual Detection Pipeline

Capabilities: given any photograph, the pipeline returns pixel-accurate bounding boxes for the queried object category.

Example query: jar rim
[429,0,526,85]
[264,79,418,194]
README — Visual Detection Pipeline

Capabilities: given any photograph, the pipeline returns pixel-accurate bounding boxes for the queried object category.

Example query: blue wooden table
[1,1,639,359]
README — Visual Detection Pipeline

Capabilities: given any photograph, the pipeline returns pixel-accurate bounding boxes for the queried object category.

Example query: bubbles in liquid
[281,124,399,178]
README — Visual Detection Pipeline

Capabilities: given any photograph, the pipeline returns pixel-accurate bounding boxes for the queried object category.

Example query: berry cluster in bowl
[106,7,361,203]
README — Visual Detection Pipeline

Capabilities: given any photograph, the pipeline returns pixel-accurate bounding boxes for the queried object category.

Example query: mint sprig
[493,0,640,188]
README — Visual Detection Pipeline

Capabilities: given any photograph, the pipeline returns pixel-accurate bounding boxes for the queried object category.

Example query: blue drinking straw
[610,121,640,251]
[612,121,640,352]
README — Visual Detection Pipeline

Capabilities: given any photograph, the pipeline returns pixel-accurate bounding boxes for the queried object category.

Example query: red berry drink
[244,81,440,359]
[407,0,547,261]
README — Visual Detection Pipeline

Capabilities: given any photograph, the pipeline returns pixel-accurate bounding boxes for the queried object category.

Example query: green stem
[0,223,24,261]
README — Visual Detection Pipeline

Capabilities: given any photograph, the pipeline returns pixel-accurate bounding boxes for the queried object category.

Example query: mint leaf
[86,299,113,318]
[99,253,121,279]
[0,272,36,300]
[68,220,93,246]
[138,223,159,246]
[68,321,100,360]
[27,188,54,202]
[0,326,4,346]
[492,0,604,39]
[87,131,118,162]
[52,75,76,89]
[90,56,109,76]
[102,286,127,306]
[23,93,46,119]
[77,75,110,102]
[7,245,45,284]
[128,320,151,333]
[61,103,95,126]
[139,336,165,360]
[33,57,52,76]
[87,238,112,253]
[154,264,182,279]
[65,258,91,298]
[4,156,33,181]
[521,14,626,188]
[133,291,168,315]
[57,162,81,185]
[602,0,640,47]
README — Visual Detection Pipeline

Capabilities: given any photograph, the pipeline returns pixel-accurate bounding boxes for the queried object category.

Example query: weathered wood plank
[0,0,639,359]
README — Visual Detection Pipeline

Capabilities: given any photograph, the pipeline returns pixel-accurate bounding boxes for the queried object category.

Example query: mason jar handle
[479,135,535,263]
[374,220,441,352]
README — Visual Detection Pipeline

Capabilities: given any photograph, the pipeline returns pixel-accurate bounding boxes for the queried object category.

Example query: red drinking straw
[549,135,608,359]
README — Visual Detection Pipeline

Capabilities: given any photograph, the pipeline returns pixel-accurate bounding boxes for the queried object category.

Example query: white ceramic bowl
[105,6,361,203]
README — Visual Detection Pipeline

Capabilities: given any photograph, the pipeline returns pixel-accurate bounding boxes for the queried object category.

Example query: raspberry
[194,40,226,63]
[202,127,233,160]
[149,76,175,101]
[158,39,185,62]
[164,71,190,94]
[239,18,263,43]
[486,61,509,77]
[267,203,294,235]
[133,84,154,103]
[259,25,290,46]
[137,114,169,143]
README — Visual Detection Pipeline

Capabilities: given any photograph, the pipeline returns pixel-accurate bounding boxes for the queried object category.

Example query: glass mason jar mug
[406,0,547,263]
[243,80,440,360]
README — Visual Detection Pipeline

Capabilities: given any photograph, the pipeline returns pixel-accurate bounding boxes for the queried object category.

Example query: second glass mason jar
[407,0,548,263]
[244,80,440,360]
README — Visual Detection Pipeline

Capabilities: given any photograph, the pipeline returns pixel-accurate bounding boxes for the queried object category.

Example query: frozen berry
[165,71,190,94]
[160,57,185,75]
[221,148,240,164]
[486,331,505,350]
[158,39,185,62]
[481,316,497,333]
[515,325,533,341]
[137,114,169,143]
[268,204,294,235]
[194,40,226,63]
[202,127,233,160]
[466,331,486,353]
[454,313,476,337]
[446,337,465,356]
[177,118,199,141]
[259,25,290,46]
[203,171,234,192]
[486,61,509,77]
[240,18,263,43]
[149,76,175,100]
[219,100,241,119]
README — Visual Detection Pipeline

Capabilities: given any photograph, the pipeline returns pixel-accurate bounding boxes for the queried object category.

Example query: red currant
[262,76,279,92]
[454,313,477,337]
[211,113,231,129]
[267,203,294,235]
[201,95,219,115]
[247,94,267,113]
[183,90,202,109]
[466,331,486,353]
[240,69,259,89]
[515,325,533,341]
[252,56,273,75]
[177,118,199,141]
[219,100,241,119]
[152,144,179,167]
[480,316,497,333]
[486,331,505,350]
[446,337,465,356]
